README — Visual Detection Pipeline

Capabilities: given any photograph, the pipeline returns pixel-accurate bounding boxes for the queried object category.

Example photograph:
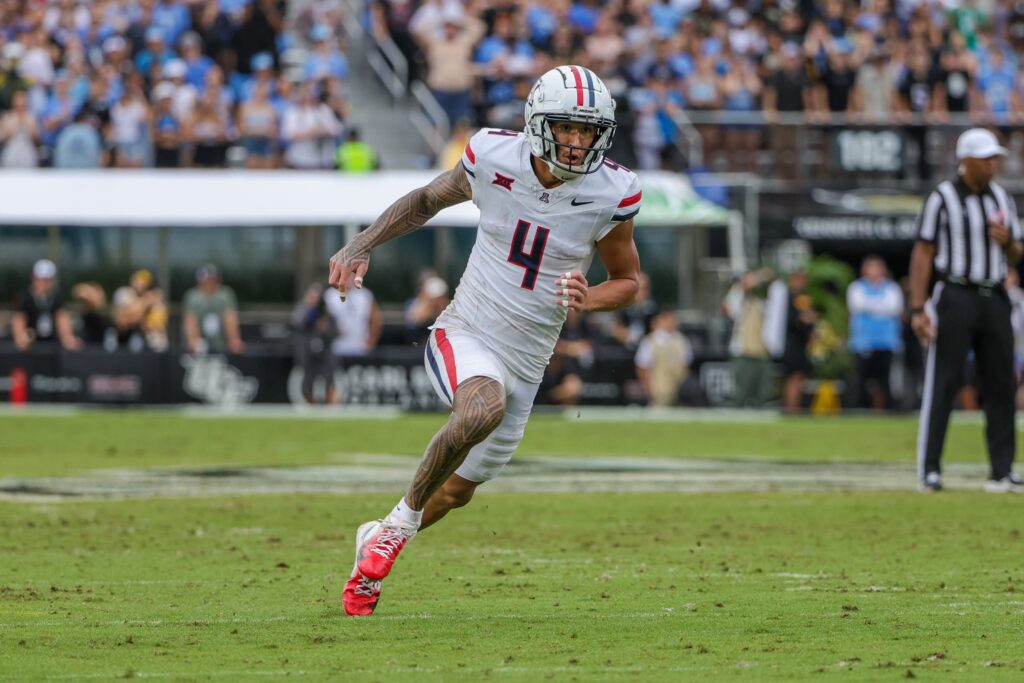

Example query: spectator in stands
[194,0,234,68]
[684,52,722,162]
[763,42,812,179]
[292,283,338,404]
[412,4,486,129]
[282,82,342,169]
[241,52,276,103]
[336,127,379,173]
[721,268,774,408]
[0,43,29,111]
[474,10,537,121]
[134,28,175,85]
[108,83,150,168]
[189,91,230,168]
[302,25,350,85]
[238,79,278,169]
[18,30,54,89]
[163,59,199,123]
[977,43,1015,126]
[719,54,762,172]
[485,76,532,130]
[183,263,244,355]
[1,90,39,168]
[584,13,625,77]
[152,82,184,168]
[635,310,695,407]
[404,273,450,346]
[201,66,236,125]
[935,32,977,120]
[897,44,940,180]
[851,48,897,123]
[816,40,857,120]
[114,270,169,352]
[39,71,82,156]
[324,272,383,357]
[628,67,684,170]
[294,0,346,47]
[179,32,214,91]
[12,259,81,352]
[847,256,903,411]
[53,109,103,169]
[232,0,284,84]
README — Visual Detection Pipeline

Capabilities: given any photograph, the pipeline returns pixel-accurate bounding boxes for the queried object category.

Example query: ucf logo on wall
[181,354,258,406]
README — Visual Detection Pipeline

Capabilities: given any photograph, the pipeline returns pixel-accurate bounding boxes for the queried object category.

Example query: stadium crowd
[381,0,1024,172]
[5,0,1024,172]
[0,0,366,169]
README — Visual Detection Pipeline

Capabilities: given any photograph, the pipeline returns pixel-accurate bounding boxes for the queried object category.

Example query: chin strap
[546,158,583,182]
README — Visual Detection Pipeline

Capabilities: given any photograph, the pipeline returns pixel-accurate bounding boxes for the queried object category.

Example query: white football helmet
[525,65,617,181]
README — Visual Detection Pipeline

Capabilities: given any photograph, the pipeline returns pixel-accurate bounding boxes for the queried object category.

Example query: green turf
[0,412,1001,476]
[2,412,1021,681]
[1,492,1022,681]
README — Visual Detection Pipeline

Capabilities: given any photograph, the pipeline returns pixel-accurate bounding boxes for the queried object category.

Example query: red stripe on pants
[434,328,458,394]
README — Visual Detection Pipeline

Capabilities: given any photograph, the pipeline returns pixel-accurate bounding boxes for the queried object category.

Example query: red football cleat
[356,519,417,581]
[342,567,381,616]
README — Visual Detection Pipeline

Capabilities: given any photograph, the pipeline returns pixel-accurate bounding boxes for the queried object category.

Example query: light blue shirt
[847,279,904,353]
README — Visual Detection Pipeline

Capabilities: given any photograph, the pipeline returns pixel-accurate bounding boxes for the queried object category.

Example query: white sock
[388,498,423,529]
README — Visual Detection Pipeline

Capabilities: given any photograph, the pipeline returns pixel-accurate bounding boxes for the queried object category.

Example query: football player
[328,66,643,616]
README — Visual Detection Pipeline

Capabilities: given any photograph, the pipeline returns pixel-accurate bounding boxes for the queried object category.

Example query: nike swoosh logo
[570,198,594,206]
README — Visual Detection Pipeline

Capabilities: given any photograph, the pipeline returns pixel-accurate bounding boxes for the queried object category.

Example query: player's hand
[911,311,935,346]
[988,219,1012,248]
[328,247,371,302]
[555,272,589,312]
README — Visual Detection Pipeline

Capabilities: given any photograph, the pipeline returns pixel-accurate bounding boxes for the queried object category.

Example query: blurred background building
[2,0,1024,412]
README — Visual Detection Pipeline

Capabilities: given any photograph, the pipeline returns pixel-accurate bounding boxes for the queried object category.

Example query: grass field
[2,411,1023,681]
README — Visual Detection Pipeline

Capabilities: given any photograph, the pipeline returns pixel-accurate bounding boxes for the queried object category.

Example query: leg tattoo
[405,377,505,510]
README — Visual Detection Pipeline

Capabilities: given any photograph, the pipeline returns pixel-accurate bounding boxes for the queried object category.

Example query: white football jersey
[433,128,642,383]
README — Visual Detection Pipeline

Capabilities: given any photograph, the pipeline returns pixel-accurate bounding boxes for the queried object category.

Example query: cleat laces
[369,526,413,561]
[354,576,380,597]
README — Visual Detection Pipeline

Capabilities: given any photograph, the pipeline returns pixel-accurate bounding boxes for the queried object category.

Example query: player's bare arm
[555,219,640,312]
[405,376,506,510]
[328,165,472,299]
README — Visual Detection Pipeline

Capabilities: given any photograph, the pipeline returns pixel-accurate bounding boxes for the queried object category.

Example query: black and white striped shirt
[916,178,1023,284]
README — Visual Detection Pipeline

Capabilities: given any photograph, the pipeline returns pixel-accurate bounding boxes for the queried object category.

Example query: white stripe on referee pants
[916,282,943,479]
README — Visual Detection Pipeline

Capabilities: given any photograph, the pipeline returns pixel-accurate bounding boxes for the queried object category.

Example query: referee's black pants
[917,282,1017,480]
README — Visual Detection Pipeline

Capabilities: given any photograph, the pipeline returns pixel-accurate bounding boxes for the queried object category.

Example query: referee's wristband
[909,306,926,315]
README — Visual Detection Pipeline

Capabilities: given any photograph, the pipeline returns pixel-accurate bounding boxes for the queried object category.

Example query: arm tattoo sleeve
[405,376,506,510]
[335,166,472,266]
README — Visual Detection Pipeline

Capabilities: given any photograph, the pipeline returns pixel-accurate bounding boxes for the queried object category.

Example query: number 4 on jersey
[507,219,550,290]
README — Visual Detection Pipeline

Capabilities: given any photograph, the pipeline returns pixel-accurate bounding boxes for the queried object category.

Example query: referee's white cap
[956,128,1008,160]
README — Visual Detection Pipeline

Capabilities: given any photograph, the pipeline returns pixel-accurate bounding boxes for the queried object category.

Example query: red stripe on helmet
[464,142,475,164]
[568,66,584,106]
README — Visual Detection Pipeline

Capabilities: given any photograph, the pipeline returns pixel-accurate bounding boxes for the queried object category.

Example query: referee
[910,128,1024,493]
